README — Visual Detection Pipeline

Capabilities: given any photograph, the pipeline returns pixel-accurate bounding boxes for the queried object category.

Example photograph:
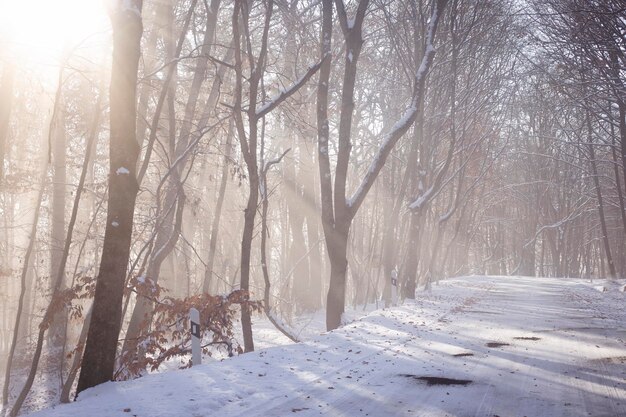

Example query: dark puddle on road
[400,375,473,386]
[486,342,510,348]
[464,310,500,315]
[513,336,541,341]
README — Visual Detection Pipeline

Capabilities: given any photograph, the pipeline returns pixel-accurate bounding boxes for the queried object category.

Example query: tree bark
[121,0,197,364]
[77,0,143,394]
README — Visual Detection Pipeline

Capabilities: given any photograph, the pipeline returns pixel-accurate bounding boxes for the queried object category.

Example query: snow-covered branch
[523,202,588,250]
[256,58,326,118]
[260,148,291,199]
[347,0,447,214]
[408,185,435,210]
[262,148,291,175]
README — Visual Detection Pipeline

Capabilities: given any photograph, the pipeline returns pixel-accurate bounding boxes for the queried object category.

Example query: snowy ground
[27,276,626,417]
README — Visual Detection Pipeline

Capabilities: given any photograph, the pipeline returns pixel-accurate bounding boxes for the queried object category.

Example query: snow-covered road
[29,276,626,417]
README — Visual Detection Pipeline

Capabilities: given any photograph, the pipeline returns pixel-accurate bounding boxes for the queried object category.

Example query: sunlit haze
[0,1,624,416]
[0,0,109,69]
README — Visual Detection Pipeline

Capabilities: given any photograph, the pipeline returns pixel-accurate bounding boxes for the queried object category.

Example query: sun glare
[0,0,109,68]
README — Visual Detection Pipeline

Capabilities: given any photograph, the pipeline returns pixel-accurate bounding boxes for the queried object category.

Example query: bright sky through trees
[0,0,108,70]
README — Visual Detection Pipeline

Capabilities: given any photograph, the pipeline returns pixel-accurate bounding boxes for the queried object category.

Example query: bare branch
[256,58,325,118]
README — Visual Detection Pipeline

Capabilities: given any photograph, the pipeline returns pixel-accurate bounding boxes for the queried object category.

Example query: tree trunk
[586,114,616,278]
[318,0,447,330]
[260,151,299,342]
[239,170,259,352]
[402,209,424,298]
[232,0,271,353]
[608,102,626,248]
[121,0,198,363]
[77,0,143,394]
[49,104,67,348]
[326,225,349,330]
[2,168,45,412]
[0,64,13,188]
[60,306,91,403]
[203,127,232,293]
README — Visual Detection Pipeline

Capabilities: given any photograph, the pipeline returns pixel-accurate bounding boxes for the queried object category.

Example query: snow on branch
[347,100,419,210]
[260,148,291,199]
[265,309,300,343]
[408,185,435,210]
[262,148,291,175]
[523,204,587,249]
[347,0,447,214]
[255,57,326,118]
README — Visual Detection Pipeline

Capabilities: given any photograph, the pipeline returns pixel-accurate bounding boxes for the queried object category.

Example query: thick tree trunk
[322,0,366,332]
[610,51,626,199]
[77,1,143,394]
[120,0,198,369]
[237,153,259,349]
[135,5,158,151]
[381,205,395,306]
[325,226,349,330]
[618,101,626,203]
[305,204,323,309]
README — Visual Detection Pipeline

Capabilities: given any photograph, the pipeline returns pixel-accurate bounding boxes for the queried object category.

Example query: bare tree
[0,64,13,188]
[231,0,322,351]
[317,0,448,330]
[77,0,144,393]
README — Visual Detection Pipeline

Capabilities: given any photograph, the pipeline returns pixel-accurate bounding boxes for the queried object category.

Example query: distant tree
[0,64,13,188]
[529,0,625,278]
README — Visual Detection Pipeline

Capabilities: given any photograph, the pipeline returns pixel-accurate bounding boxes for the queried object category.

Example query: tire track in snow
[226,285,494,417]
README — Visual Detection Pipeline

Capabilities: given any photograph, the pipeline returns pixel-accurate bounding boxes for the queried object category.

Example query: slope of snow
[28,276,626,417]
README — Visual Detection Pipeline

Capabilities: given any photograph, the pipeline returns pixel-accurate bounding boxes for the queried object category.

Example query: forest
[0,0,625,415]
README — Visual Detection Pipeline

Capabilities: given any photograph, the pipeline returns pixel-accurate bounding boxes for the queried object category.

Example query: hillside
[29,276,626,417]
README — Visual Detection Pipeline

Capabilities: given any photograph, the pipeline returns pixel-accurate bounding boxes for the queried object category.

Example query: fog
[0,0,624,414]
